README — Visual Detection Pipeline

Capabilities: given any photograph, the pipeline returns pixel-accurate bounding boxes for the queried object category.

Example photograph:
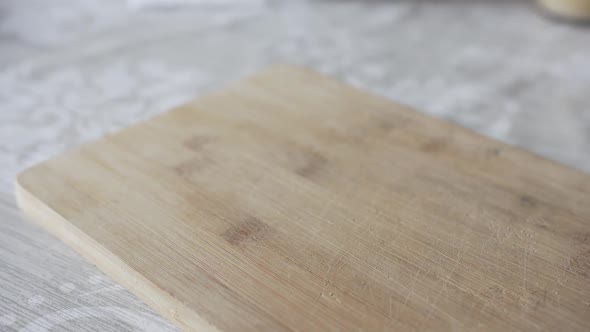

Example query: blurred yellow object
[539,0,590,20]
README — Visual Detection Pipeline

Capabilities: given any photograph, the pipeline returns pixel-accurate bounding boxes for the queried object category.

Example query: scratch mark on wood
[566,249,590,278]
[427,239,466,319]
[395,267,422,322]
[524,248,529,290]
[323,251,346,286]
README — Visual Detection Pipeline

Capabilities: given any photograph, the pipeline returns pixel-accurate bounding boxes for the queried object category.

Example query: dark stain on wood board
[222,217,270,246]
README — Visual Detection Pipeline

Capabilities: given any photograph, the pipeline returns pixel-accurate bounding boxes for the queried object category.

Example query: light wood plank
[16,65,590,331]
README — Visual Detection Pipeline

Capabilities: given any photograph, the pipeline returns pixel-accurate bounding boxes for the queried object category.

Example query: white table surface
[1,0,589,330]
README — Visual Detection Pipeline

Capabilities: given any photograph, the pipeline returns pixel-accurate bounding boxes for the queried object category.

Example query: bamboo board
[16,65,590,331]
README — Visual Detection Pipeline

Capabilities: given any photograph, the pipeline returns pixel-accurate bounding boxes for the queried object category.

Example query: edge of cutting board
[14,176,220,332]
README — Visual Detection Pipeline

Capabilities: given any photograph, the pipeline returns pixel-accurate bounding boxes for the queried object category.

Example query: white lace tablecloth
[1,0,589,330]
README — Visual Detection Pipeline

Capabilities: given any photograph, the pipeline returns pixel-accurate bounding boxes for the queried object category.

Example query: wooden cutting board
[16,65,590,331]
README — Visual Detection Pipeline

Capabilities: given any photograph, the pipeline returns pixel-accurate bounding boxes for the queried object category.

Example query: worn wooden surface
[15,66,590,331]
[3,1,590,330]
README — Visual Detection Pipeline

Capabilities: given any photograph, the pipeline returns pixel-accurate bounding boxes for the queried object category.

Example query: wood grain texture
[15,65,590,331]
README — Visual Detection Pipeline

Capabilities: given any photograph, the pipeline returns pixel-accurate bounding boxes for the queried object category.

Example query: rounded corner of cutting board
[14,166,42,212]
[13,166,224,332]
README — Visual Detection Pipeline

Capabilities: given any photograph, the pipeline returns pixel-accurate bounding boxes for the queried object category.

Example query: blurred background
[0,0,589,331]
